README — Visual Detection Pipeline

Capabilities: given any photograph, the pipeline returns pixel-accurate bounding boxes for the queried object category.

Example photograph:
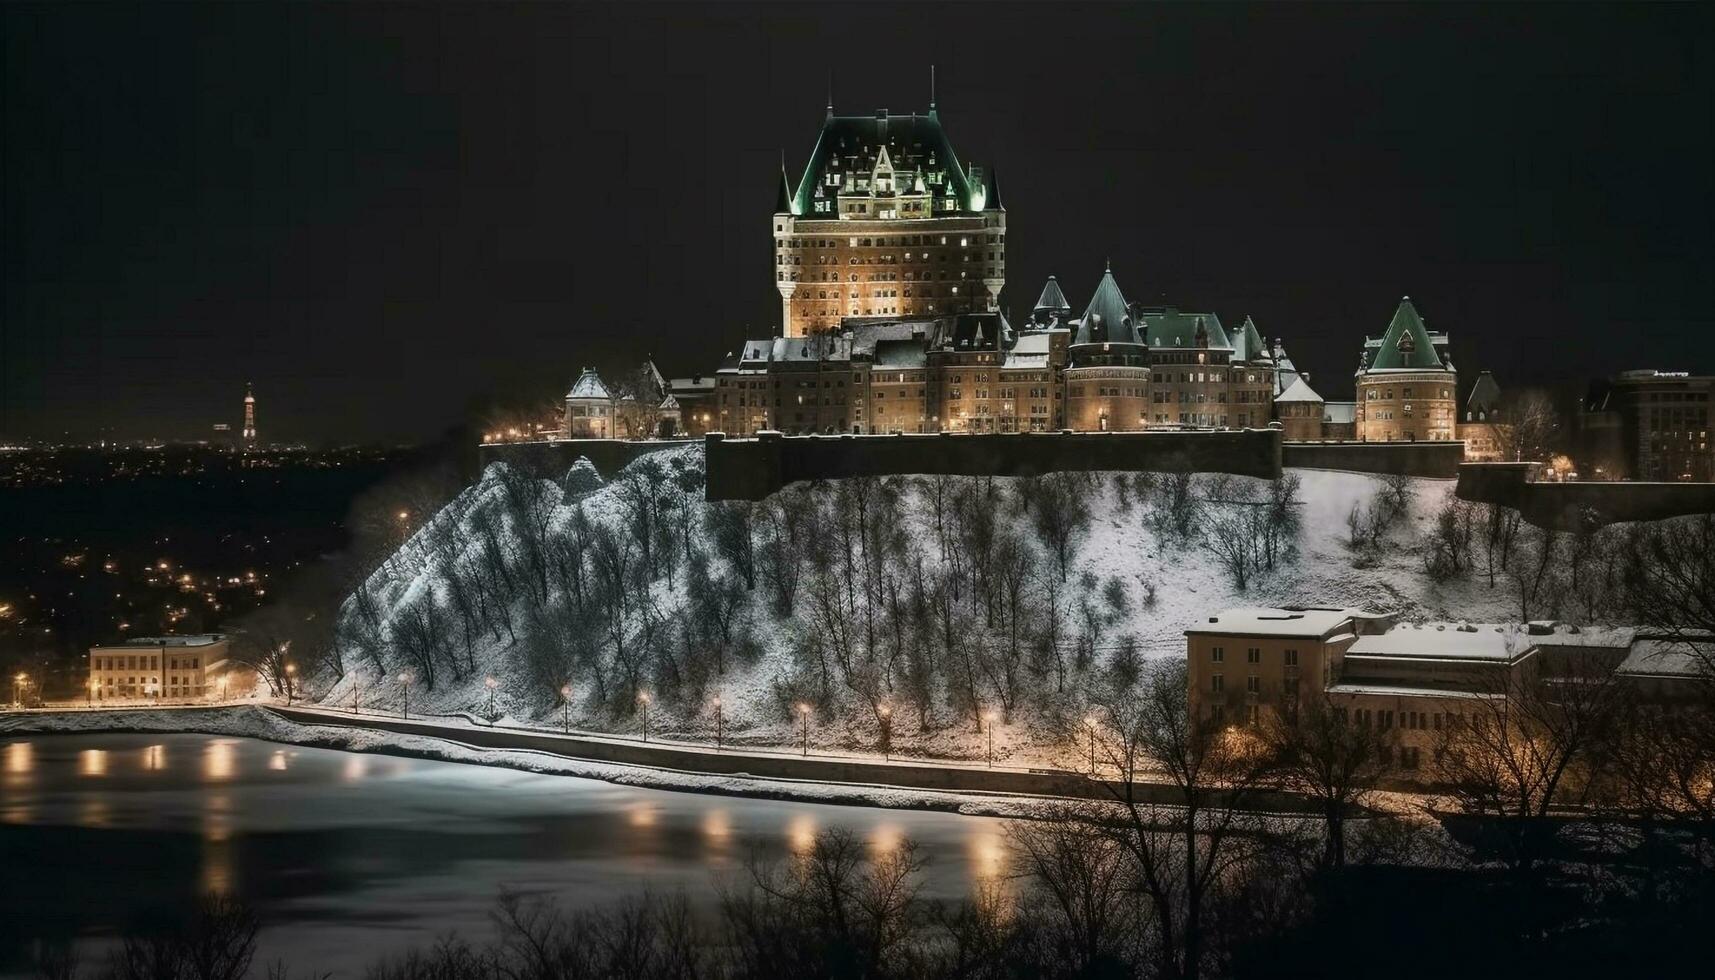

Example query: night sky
[5,2,1713,444]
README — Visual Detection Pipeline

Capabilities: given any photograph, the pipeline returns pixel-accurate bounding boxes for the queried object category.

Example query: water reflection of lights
[5,741,35,775]
[143,744,166,771]
[869,822,903,855]
[786,813,818,854]
[701,809,732,847]
[268,750,288,771]
[78,798,112,827]
[342,755,368,781]
[79,749,108,776]
[628,803,658,828]
[968,828,1007,882]
[203,741,236,781]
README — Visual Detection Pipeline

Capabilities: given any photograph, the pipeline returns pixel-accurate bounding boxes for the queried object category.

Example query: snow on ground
[304,448,1526,769]
[0,706,1078,821]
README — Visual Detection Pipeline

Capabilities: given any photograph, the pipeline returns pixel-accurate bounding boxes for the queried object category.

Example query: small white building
[89,634,229,701]
[564,368,614,438]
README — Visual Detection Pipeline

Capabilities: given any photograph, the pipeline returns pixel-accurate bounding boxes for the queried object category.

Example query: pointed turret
[1033,276,1071,318]
[775,155,794,214]
[1073,266,1142,346]
[1366,296,1444,371]
[984,166,1004,211]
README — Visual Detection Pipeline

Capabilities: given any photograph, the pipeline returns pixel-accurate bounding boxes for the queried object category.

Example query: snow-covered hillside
[314,447,1529,768]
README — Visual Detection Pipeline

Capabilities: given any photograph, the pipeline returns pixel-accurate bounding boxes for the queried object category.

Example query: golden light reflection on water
[268,750,288,771]
[968,827,1008,882]
[701,809,732,851]
[203,741,235,781]
[786,813,818,855]
[341,755,368,782]
[869,822,903,855]
[142,744,166,771]
[79,749,108,776]
[628,802,658,828]
[4,741,33,775]
[78,798,111,828]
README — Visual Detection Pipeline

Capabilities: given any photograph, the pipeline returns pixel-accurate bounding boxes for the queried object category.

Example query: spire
[825,70,834,118]
[775,151,793,214]
[1366,296,1446,372]
[984,166,1004,211]
[1033,276,1071,314]
[929,64,937,113]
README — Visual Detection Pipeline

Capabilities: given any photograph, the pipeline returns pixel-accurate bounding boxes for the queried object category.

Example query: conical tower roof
[984,166,1004,211]
[1073,265,1142,346]
[1366,297,1447,372]
[1033,276,1071,314]
[775,157,794,215]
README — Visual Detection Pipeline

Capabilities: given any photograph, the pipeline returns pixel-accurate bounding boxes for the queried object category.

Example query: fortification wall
[476,439,694,481]
[1281,441,1465,478]
[1455,462,1715,528]
[706,428,1283,501]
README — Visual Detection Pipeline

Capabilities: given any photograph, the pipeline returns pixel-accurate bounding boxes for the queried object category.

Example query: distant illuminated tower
[241,383,257,448]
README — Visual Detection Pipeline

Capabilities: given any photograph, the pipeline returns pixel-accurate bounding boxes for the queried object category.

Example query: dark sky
[5,2,1713,444]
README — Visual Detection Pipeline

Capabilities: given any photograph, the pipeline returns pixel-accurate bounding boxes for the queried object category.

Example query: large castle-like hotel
[564,98,1503,454]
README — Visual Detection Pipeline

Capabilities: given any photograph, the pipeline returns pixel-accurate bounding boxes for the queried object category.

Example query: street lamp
[983,711,997,768]
[88,677,98,707]
[284,663,297,706]
[878,704,892,762]
[637,691,652,742]
[399,673,412,719]
[713,694,724,751]
[560,684,572,734]
[798,703,811,757]
[1084,714,1099,777]
[484,676,498,724]
[13,672,26,709]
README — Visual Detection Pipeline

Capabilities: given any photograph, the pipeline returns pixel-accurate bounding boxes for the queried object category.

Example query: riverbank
[0,705,1325,817]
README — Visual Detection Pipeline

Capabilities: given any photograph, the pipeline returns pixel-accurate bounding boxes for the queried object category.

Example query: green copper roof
[1073,266,1143,346]
[775,159,794,215]
[1366,297,1447,371]
[791,111,975,216]
[1141,308,1230,350]
[1233,315,1270,362]
[984,166,1004,211]
[1034,276,1070,313]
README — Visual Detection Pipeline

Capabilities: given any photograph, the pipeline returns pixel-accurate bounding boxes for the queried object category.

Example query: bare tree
[1091,658,1274,980]
[1261,697,1395,868]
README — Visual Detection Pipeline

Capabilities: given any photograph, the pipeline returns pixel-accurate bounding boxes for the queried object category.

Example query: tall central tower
[241,383,257,448]
[773,100,1006,337]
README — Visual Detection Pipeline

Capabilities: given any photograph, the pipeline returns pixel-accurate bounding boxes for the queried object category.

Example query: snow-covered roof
[92,634,226,649]
[1275,376,1324,404]
[1189,607,1382,639]
[1347,622,1535,662]
[1325,683,1504,701]
[567,368,611,401]
[1003,331,1054,370]
[669,376,716,394]
[1618,637,1714,678]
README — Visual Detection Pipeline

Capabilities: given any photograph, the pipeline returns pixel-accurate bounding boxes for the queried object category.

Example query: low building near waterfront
[88,634,229,701]
[1188,608,1711,773]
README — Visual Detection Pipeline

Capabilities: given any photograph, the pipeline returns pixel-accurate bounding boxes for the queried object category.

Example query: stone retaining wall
[705,428,1284,501]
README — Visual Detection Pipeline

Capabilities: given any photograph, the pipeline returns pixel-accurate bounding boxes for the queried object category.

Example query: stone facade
[775,106,1004,337]
[1354,297,1458,442]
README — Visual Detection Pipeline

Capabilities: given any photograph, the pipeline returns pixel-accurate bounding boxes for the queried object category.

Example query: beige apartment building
[89,634,229,701]
[1189,609,1707,775]
[1185,607,1395,727]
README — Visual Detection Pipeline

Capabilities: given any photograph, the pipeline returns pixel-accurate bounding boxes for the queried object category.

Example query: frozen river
[0,733,1014,977]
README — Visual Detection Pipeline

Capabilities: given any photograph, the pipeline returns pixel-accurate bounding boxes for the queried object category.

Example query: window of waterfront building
[1246,676,1260,694]
[1284,649,1298,666]
[1211,674,1224,693]
[1247,648,1260,663]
